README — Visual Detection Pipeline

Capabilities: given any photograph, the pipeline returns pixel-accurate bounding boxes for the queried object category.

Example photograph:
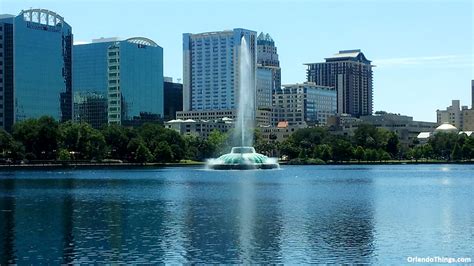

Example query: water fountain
[208,36,279,170]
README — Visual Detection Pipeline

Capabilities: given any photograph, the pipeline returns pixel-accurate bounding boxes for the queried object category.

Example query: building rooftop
[417,132,432,139]
[257,32,274,44]
[327,49,362,58]
[434,123,458,133]
[0,14,15,19]
[92,37,121,43]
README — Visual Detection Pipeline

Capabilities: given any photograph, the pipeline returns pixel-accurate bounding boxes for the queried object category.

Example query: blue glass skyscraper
[73,37,163,127]
[0,9,73,131]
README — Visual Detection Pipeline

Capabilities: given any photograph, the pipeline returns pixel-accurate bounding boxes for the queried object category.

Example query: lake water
[0,165,472,264]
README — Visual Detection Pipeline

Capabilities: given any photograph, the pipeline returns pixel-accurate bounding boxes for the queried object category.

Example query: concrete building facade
[273,82,337,126]
[256,32,281,92]
[182,28,256,112]
[328,113,438,147]
[436,100,468,130]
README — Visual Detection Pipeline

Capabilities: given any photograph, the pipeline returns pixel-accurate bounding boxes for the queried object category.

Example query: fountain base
[207,147,279,170]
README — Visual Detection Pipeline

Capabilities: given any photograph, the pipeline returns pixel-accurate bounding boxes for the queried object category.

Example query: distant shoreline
[0,160,472,171]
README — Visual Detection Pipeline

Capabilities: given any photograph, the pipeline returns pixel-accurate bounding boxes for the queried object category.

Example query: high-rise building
[164,77,183,120]
[256,32,281,90]
[256,32,281,111]
[256,67,273,109]
[0,9,73,131]
[305,50,373,117]
[73,37,163,126]
[273,82,337,126]
[182,28,256,112]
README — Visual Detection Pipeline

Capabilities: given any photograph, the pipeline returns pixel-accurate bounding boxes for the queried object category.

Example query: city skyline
[1,0,472,122]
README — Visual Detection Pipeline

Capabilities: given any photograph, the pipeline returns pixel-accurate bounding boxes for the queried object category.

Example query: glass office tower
[73,37,163,127]
[0,9,73,131]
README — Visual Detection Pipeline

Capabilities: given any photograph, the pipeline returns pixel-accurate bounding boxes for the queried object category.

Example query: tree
[331,139,353,162]
[102,124,135,160]
[364,149,379,162]
[207,130,229,157]
[137,123,187,161]
[13,116,60,160]
[461,136,474,159]
[451,142,463,161]
[279,139,300,160]
[135,143,153,163]
[379,150,391,162]
[314,144,332,162]
[411,146,423,162]
[58,149,71,161]
[386,131,400,158]
[0,129,24,161]
[354,146,365,162]
[154,141,173,162]
[429,132,458,160]
[59,122,107,160]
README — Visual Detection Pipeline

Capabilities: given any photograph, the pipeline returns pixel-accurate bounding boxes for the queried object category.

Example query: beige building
[436,100,467,129]
[328,113,437,147]
[165,118,234,138]
[462,109,474,131]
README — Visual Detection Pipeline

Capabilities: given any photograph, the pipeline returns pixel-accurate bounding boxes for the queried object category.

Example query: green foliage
[138,123,187,162]
[429,132,457,160]
[364,148,379,162]
[313,144,332,162]
[59,122,107,160]
[58,149,71,161]
[101,124,135,160]
[386,131,400,157]
[451,142,463,161]
[207,129,229,157]
[13,116,60,160]
[135,142,153,163]
[4,116,474,164]
[154,141,173,162]
[331,138,353,162]
[288,157,326,165]
[354,146,365,162]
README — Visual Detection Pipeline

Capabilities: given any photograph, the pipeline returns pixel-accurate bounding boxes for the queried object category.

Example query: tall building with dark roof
[305,50,373,117]
[256,33,281,110]
[0,9,73,131]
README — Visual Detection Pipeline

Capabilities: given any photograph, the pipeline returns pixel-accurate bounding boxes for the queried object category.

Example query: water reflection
[0,175,16,265]
[0,165,472,263]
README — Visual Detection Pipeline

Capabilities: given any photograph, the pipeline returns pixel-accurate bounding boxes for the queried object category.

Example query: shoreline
[0,160,472,171]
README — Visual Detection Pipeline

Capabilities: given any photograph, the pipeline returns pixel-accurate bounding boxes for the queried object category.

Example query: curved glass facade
[13,9,72,123]
[74,38,163,127]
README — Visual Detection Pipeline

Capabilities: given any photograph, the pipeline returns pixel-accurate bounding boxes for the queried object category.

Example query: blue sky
[2,0,472,122]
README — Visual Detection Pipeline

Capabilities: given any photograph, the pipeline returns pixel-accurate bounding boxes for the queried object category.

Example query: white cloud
[373,54,473,68]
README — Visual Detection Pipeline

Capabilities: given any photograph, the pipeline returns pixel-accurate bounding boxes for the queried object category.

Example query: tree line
[0,116,226,164]
[269,124,474,163]
[0,117,473,164]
